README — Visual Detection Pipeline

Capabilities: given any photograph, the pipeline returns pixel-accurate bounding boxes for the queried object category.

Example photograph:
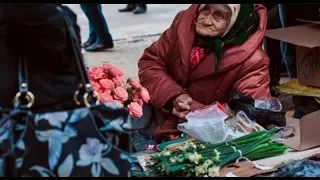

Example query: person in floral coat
[138,4,271,143]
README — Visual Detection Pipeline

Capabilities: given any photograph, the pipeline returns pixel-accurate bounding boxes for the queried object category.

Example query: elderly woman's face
[195,4,232,37]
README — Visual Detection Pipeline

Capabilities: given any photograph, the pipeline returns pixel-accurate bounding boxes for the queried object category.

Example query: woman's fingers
[185,97,193,105]
[178,102,191,111]
[172,107,189,119]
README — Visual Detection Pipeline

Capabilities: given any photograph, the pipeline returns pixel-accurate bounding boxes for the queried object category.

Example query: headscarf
[195,4,259,72]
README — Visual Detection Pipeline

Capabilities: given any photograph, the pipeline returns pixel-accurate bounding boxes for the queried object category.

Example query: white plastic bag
[226,111,264,139]
[177,104,263,143]
[177,103,231,143]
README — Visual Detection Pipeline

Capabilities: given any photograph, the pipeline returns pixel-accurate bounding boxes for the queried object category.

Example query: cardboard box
[284,110,320,151]
[265,21,320,151]
[264,23,320,88]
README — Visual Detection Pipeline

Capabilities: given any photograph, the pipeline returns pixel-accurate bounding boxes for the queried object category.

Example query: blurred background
[65,4,190,79]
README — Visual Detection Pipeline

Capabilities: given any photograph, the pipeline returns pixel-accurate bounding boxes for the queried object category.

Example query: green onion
[146,129,287,177]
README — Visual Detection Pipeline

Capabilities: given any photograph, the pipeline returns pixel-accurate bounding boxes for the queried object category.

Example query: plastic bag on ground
[228,92,286,128]
[254,97,282,112]
[177,103,262,143]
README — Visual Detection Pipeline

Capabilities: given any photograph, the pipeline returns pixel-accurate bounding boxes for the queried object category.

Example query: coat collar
[176,4,199,81]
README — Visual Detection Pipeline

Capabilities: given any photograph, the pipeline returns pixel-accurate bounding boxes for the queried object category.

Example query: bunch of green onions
[146,128,288,177]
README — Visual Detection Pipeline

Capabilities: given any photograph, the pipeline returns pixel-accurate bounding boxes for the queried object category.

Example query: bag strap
[58,6,98,107]
[58,6,90,86]
[13,6,98,109]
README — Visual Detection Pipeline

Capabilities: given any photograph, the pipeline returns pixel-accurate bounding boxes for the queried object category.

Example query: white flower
[203,159,213,169]
[189,142,197,150]
[199,144,206,149]
[177,143,190,151]
[169,157,176,163]
[196,160,215,177]
[176,155,185,163]
[177,142,197,151]
[195,165,207,176]
[208,166,220,177]
[76,138,120,177]
[214,149,221,160]
[187,152,202,164]
[160,151,171,156]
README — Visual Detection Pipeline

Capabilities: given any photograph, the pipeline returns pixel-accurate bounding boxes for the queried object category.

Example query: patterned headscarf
[195,4,259,72]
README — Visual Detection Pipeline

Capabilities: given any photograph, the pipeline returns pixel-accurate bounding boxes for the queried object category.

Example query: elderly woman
[138,4,270,143]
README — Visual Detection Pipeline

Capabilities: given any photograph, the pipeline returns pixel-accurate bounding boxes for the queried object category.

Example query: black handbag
[0,6,132,177]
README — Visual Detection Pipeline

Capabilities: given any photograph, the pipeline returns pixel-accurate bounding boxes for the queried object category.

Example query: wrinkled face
[195,4,232,37]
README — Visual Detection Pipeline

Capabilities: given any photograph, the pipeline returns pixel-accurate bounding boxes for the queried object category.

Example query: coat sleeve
[138,12,186,110]
[232,50,271,99]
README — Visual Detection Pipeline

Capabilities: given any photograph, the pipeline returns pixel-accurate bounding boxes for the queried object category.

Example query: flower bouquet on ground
[87,64,150,119]
[146,128,288,177]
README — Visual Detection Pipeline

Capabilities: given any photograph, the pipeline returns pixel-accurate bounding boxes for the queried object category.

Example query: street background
[65,4,191,79]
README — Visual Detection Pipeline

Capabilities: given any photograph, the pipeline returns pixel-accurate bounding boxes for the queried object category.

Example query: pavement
[64,4,191,79]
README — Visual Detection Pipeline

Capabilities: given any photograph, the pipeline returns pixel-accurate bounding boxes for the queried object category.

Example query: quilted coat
[138,4,270,142]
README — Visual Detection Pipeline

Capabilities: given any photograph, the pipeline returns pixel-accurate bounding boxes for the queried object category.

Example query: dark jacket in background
[0,4,81,112]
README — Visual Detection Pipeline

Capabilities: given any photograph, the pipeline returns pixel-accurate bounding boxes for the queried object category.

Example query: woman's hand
[172,107,190,121]
[173,94,193,112]
[171,94,193,120]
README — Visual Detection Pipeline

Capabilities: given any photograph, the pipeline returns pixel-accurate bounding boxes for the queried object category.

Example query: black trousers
[127,4,147,10]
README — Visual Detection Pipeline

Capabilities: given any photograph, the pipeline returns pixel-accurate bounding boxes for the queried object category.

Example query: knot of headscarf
[192,4,259,72]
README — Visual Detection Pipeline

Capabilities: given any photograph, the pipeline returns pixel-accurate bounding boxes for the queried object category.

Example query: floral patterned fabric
[0,102,131,177]
[190,46,206,69]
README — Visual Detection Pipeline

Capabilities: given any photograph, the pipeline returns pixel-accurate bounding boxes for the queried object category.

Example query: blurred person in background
[0,4,81,112]
[265,4,320,119]
[278,4,319,119]
[80,4,114,52]
[262,4,284,97]
[118,4,147,14]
